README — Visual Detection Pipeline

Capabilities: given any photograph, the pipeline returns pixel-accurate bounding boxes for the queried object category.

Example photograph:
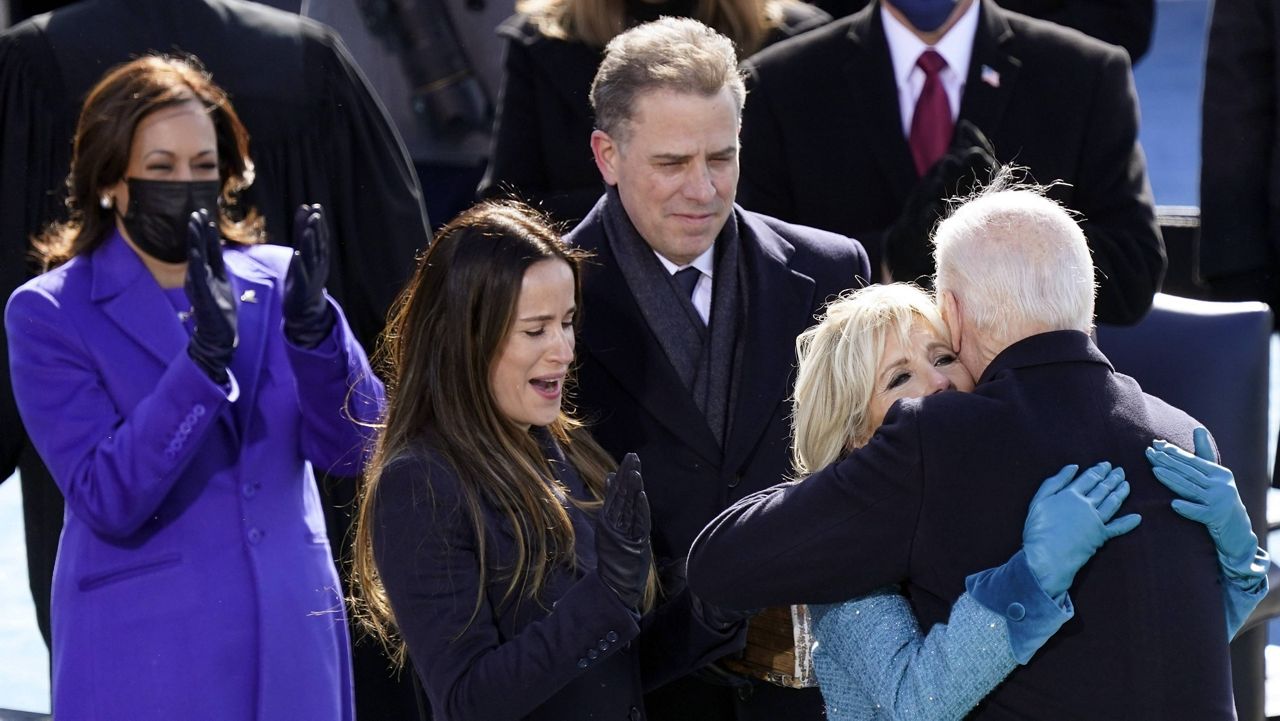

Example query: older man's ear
[940,289,963,356]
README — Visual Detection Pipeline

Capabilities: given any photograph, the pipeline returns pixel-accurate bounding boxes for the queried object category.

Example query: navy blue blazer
[688,331,1234,720]
[737,0,1165,326]
[372,433,741,721]
[566,198,870,572]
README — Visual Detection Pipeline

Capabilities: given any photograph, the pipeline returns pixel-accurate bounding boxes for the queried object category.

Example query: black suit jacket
[689,331,1235,720]
[478,6,831,226]
[738,0,1165,326]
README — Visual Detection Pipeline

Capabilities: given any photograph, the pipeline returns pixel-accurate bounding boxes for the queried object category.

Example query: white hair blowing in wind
[932,167,1097,338]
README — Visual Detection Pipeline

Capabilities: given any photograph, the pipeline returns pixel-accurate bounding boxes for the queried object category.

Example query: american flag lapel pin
[980,65,1001,88]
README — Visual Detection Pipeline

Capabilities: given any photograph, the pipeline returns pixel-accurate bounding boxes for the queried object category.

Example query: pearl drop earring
[99,194,112,209]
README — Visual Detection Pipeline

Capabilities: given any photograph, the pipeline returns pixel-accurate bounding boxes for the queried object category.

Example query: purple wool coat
[5,230,384,720]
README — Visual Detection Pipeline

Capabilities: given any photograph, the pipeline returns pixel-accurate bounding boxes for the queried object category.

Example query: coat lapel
[722,213,816,475]
[958,0,1020,144]
[91,232,189,368]
[577,220,722,466]
[844,5,919,203]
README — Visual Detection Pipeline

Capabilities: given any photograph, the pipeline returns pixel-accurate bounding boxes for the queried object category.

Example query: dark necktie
[909,50,953,177]
[673,266,701,299]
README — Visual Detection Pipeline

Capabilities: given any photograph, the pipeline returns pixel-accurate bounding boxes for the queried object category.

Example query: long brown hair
[352,200,654,665]
[519,0,801,56]
[34,54,262,269]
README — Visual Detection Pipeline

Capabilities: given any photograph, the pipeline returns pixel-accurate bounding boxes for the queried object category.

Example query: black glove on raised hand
[283,204,335,349]
[595,453,652,610]
[885,120,998,285]
[185,209,238,385]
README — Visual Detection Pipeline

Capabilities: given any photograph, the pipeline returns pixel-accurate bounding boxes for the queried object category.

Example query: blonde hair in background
[791,283,951,477]
[933,169,1096,339]
[519,0,798,57]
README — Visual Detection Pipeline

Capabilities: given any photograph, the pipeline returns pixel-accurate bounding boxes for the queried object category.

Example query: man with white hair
[688,178,1249,719]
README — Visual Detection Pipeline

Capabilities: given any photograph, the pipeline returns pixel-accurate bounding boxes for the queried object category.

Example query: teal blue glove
[1023,463,1142,599]
[1146,427,1259,579]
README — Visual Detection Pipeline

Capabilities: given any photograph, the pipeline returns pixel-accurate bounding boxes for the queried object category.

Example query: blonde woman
[477,0,830,224]
[791,283,1261,721]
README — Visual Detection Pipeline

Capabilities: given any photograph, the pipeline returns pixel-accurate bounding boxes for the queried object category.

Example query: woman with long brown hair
[5,54,382,719]
[477,0,830,225]
[352,200,742,720]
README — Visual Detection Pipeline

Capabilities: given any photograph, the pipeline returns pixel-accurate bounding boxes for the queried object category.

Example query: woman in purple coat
[4,55,383,720]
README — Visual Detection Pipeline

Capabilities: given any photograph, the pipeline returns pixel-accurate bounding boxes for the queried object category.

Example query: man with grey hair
[564,16,870,721]
[688,180,1249,719]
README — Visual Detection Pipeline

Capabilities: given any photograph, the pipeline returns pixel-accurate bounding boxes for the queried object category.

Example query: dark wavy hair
[351,200,655,665]
[34,53,262,269]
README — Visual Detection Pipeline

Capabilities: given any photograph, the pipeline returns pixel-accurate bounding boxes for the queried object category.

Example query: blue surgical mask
[888,0,959,33]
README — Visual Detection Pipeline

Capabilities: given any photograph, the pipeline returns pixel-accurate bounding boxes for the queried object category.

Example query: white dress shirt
[881,0,982,137]
[654,245,715,325]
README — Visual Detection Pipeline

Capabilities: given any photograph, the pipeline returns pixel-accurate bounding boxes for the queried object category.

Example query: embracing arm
[1147,429,1270,639]
[812,463,1137,720]
[372,453,643,720]
[5,287,235,538]
[688,411,925,610]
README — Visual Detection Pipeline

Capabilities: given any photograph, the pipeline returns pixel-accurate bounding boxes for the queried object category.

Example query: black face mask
[120,178,222,263]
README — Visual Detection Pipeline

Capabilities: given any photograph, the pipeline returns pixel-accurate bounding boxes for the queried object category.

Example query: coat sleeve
[813,553,1073,721]
[1198,0,1277,299]
[687,403,925,610]
[284,294,384,475]
[1074,45,1165,325]
[5,285,235,538]
[372,452,644,720]
[813,591,1013,721]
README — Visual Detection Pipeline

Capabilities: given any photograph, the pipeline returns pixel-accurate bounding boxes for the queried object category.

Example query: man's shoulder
[741,208,868,263]
[998,5,1130,67]
[562,196,609,249]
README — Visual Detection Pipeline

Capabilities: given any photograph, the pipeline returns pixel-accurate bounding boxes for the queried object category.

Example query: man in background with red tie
[736,0,1164,325]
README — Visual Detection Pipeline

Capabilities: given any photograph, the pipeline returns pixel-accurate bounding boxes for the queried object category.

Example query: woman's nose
[926,367,953,393]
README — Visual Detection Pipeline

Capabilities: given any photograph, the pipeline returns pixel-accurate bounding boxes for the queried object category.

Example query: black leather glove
[283,204,336,349]
[691,594,756,632]
[185,209,238,385]
[595,453,652,610]
[885,120,998,286]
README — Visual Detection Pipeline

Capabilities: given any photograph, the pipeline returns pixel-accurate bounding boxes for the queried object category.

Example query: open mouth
[530,377,562,398]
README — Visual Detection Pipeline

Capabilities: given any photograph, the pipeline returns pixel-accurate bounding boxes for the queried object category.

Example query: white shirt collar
[882,0,981,92]
[654,244,716,279]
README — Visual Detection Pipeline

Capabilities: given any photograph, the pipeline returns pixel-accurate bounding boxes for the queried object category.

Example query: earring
[99,194,113,209]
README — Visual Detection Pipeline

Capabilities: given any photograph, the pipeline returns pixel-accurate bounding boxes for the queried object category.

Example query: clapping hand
[1022,462,1142,599]
[283,203,335,349]
[595,453,651,610]
[185,209,237,384]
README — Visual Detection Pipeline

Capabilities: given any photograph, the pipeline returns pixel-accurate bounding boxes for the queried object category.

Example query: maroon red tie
[909,50,953,177]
